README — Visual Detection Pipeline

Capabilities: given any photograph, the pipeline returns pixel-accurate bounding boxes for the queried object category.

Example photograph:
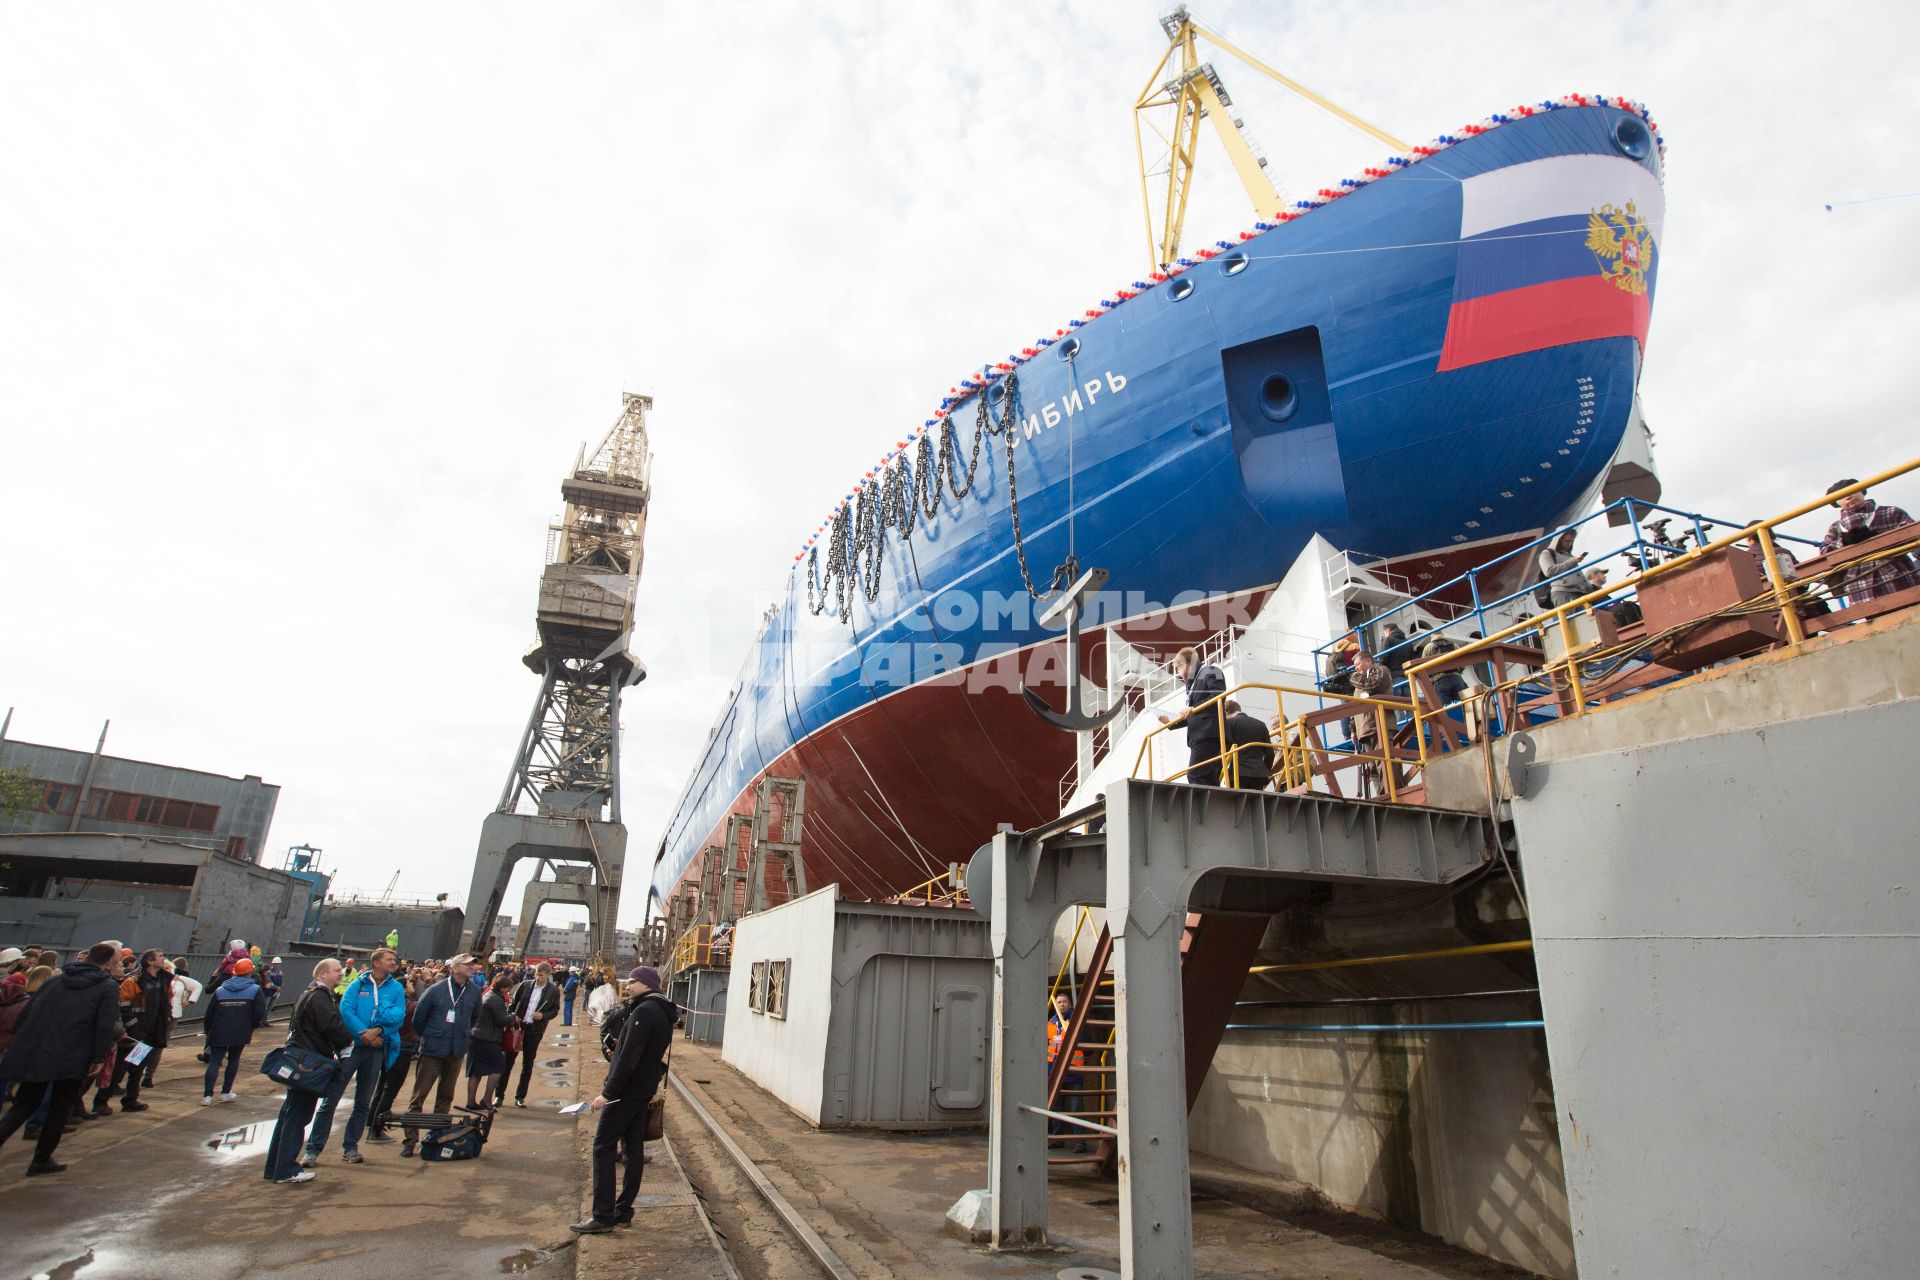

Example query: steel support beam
[461,811,626,958]
[985,825,1108,1250]
[1103,779,1486,1279]
[968,781,1486,1277]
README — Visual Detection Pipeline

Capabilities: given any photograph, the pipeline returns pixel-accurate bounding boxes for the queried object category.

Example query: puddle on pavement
[540,1058,568,1067]
[498,1242,574,1274]
[205,1123,273,1158]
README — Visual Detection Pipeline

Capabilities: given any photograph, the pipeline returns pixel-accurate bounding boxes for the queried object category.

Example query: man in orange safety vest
[1047,993,1089,1154]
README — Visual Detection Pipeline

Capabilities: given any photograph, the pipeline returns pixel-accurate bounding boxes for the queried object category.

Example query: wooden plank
[1803,582,1920,633]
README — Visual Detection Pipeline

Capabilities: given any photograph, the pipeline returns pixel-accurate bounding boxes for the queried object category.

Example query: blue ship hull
[652,101,1665,911]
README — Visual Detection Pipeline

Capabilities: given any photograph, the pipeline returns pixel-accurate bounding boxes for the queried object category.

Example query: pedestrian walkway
[0,1024,598,1279]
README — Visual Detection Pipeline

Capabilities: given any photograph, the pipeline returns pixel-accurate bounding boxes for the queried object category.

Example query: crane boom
[1135,8,1410,273]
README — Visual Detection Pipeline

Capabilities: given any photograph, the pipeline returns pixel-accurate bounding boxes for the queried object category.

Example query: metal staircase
[1045,909,1269,1171]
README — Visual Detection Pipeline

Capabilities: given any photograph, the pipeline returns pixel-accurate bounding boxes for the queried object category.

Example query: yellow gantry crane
[1135,7,1411,274]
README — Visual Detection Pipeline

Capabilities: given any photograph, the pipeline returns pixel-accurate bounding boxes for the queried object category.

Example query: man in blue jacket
[403,954,480,1152]
[305,947,407,1166]
[202,958,270,1104]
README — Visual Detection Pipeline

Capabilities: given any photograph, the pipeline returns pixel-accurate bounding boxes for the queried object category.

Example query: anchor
[1022,564,1124,732]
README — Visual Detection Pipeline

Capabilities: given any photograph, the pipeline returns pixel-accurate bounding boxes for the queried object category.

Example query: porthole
[1057,336,1082,361]
[1260,374,1297,423]
[1169,277,1195,301]
[1611,114,1652,161]
[1219,251,1249,276]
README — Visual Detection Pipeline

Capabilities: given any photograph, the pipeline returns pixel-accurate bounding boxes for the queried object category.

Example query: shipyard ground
[3,1032,1528,1280]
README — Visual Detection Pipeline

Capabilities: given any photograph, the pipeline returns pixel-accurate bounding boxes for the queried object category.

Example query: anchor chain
[803,372,1072,623]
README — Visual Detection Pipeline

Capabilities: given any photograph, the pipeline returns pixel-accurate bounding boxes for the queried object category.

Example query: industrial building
[0,721,303,954]
[491,914,639,963]
[303,893,466,961]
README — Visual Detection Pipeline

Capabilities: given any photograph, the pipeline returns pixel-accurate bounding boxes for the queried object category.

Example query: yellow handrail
[671,923,715,973]
[889,868,968,908]
[1404,455,1920,744]
[1249,939,1533,976]
[1133,679,1418,802]
[1048,907,1092,1010]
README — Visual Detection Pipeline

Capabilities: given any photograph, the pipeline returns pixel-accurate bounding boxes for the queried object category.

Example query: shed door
[848,955,990,1125]
[931,982,986,1111]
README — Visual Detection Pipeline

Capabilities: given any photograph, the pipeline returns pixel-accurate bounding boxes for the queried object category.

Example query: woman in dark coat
[464,972,516,1110]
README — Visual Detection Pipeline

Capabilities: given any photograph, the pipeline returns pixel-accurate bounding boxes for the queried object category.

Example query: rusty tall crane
[461,393,653,961]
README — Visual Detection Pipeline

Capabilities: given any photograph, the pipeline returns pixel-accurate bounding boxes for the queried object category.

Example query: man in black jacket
[1158,646,1229,787]
[505,961,561,1108]
[0,939,126,1175]
[93,948,174,1115]
[1222,699,1275,789]
[264,958,354,1186]
[571,966,676,1234]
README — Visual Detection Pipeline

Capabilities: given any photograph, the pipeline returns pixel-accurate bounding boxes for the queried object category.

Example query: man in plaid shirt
[1818,479,1920,602]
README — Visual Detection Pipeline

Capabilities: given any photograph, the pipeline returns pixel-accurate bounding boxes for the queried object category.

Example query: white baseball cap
[0,947,23,965]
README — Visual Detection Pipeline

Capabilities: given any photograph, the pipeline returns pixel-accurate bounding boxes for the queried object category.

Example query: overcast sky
[4,2,1916,930]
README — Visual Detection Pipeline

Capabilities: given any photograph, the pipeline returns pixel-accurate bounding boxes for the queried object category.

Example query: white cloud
[4,1,1916,928]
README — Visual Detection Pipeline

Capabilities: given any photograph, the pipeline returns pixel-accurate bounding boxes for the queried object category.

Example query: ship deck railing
[1401,457,1920,754]
[1130,457,1920,802]
[1312,492,1827,692]
[881,867,972,909]
[1132,679,1425,803]
[1057,618,1256,810]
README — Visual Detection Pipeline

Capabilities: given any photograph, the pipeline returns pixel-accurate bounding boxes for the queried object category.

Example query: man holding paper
[571,966,676,1235]
[93,949,174,1114]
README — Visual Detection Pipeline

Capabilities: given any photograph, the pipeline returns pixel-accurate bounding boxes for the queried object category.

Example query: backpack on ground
[421,1117,487,1161]
[417,1106,493,1162]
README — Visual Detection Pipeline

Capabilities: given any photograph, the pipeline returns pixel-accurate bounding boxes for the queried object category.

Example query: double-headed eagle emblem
[1586,200,1654,295]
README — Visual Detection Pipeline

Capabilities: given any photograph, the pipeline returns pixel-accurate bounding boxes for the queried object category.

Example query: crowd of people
[0,937,676,1228]
[0,941,207,1173]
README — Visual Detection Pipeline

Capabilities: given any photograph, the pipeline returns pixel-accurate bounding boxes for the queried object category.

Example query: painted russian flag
[1437,154,1664,372]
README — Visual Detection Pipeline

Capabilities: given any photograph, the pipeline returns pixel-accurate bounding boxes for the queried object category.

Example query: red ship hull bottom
[665,588,1291,910]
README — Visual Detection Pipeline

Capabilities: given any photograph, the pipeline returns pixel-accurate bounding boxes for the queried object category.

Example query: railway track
[659,1131,747,1280]
[668,1071,859,1280]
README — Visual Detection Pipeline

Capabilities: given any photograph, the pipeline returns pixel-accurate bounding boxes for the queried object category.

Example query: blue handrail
[1315,494,1823,687]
